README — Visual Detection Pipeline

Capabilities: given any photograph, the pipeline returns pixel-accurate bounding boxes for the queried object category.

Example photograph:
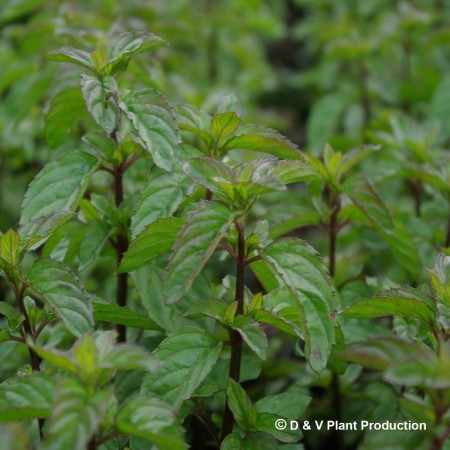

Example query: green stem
[221,221,246,441]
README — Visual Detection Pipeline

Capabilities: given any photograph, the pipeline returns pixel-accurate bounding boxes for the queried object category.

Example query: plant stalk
[221,221,246,441]
[114,164,128,342]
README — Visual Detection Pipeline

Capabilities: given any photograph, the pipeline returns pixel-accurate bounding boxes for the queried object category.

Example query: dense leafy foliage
[1,1,450,450]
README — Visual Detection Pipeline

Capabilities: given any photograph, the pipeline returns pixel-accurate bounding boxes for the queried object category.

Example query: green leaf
[0,374,56,421]
[82,132,115,159]
[33,331,158,385]
[346,177,419,276]
[185,298,228,323]
[271,161,321,184]
[269,211,321,239]
[385,352,450,389]
[0,302,23,333]
[255,413,300,443]
[232,315,267,360]
[93,302,163,331]
[119,218,184,273]
[341,288,436,325]
[46,47,95,72]
[141,327,222,408]
[256,392,311,420]
[249,260,280,293]
[165,201,236,305]
[104,31,166,75]
[78,221,110,271]
[20,151,98,223]
[226,378,257,430]
[307,93,348,154]
[131,167,192,237]
[173,103,213,146]
[27,258,94,336]
[224,125,303,160]
[41,379,110,450]
[342,336,424,371]
[18,211,75,252]
[116,396,186,450]
[184,157,235,203]
[338,145,380,179]
[45,88,87,148]
[0,230,21,266]
[120,89,181,171]
[221,434,258,450]
[80,74,119,134]
[262,238,335,372]
[101,342,159,373]
[211,112,241,149]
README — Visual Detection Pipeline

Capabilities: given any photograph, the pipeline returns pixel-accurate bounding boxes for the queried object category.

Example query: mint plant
[2,2,450,450]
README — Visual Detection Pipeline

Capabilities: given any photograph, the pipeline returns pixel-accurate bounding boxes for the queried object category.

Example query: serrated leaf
[80,74,119,134]
[27,258,93,336]
[262,238,335,371]
[224,125,302,160]
[18,211,75,252]
[183,157,235,203]
[116,396,186,450]
[0,374,56,421]
[271,160,321,184]
[226,378,256,430]
[211,112,241,149]
[78,221,110,271]
[141,327,222,408]
[41,379,110,450]
[173,103,213,146]
[120,89,181,171]
[165,201,236,305]
[103,31,166,75]
[93,302,163,331]
[46,47,95,72]
[232,315,267,360]
[20,151,98,223]
[45,88,88,147]
[131,167,192,237]
[119,218,184,273]
[341,288,436,324]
